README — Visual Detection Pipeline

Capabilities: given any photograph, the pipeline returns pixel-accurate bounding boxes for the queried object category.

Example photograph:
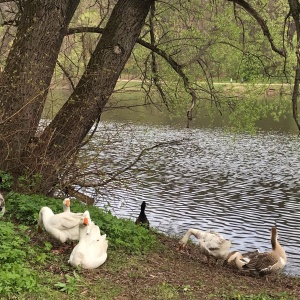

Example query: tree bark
[0,0,79,174]
[26,0,154,193]
[288,0,300,131]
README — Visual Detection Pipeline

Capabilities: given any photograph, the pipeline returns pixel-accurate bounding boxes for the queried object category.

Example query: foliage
[18,172,43,193]
[5,192,158,254]
[0,221,39,296]
[151,282,179,300]
[0,170,13,189]
[1,0,299,198]
[55,271,82,294]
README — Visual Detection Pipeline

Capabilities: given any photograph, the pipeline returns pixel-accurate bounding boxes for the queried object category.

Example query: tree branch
[67,26,104,35]
[56,60,75,90]
[67,26,198,127]
[96,139,183,188]
[149,2,169,110]
[227,0,286,57]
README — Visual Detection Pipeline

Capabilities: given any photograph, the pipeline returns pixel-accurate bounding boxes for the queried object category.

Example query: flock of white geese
[0,179,287,275]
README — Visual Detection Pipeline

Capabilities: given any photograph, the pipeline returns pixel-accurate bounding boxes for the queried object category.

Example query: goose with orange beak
[68,210,108,269]
[63,198,71,212]
[38,205,83,243]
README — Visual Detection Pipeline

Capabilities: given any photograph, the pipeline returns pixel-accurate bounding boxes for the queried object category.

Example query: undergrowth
[5,192,158,254]
[0,221,40,297]
[0,192,298,299]
[0,192,158,298]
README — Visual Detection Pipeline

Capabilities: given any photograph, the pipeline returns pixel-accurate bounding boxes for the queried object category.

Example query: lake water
[46,88,300,276]
[89,120,300,277]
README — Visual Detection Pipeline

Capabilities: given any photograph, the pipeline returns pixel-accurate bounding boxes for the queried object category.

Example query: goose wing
[242,251,278,273]
[50,212,82,230]
[200,232,226,249]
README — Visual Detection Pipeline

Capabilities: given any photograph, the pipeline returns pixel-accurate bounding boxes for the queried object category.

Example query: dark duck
[135,201,150,228]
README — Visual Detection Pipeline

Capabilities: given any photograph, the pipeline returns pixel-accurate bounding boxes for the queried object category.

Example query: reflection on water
[91,122,300,276]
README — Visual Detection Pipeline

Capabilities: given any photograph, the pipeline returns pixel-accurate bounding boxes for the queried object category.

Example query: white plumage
[68,210,108,269]
[179,228,232,264]
[38,206,82,243]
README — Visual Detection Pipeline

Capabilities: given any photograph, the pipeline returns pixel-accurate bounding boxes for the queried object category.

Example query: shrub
[0,170,13,189]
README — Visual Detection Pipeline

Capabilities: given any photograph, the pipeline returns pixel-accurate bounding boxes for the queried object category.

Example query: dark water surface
[90,121,300,276]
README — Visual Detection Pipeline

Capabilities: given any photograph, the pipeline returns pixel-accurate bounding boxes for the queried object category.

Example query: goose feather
[242,227,287,276]
[68,210,108,269]
[179,228,232,263]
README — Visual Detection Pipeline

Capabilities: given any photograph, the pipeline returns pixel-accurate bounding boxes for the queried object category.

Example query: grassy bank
[1,192,299,299]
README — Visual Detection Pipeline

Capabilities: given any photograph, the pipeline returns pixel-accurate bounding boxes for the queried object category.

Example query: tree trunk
[0,0,79,174]
[288,0,300,131]
[26,0,154,193]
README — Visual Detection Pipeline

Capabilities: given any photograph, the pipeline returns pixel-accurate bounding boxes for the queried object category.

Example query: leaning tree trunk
[26,0,154,193]
[288,0,300,132]
[0,0,79,174]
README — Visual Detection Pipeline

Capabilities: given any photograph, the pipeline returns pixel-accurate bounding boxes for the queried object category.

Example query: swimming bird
[242,226,287,276]
[38,206,83,243]
[135,201,150,228]
[179,228,232,264]
[0,176,5,217]
[68,210,108,269]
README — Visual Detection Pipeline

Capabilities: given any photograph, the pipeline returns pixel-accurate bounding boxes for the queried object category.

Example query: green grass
[0,192,298,299]
[221,291,291,299]
[0,192,158,298]
[5,192,158,254]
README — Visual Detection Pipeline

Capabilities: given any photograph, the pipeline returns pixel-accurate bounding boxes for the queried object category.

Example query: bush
[0,170,13,190]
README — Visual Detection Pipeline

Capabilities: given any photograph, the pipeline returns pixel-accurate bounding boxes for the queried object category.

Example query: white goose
[179,228,232,264]
[38,206,83,243]
[63,198,71,212]
[78,210,101,241]
[68,210,108,269]
[226,249,260,270]
[62,198,83,216]
[242,226,287,276]
[0,176,5,217]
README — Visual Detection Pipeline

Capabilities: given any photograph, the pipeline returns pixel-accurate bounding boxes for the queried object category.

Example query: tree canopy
[0,0,299,197]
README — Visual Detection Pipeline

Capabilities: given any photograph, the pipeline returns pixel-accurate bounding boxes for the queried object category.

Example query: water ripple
[90,122,300,276]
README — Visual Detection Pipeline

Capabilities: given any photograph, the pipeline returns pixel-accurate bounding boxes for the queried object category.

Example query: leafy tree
[0,0,298,197]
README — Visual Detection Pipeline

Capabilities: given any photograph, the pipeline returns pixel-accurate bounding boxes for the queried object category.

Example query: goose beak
[83,217,89,226]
